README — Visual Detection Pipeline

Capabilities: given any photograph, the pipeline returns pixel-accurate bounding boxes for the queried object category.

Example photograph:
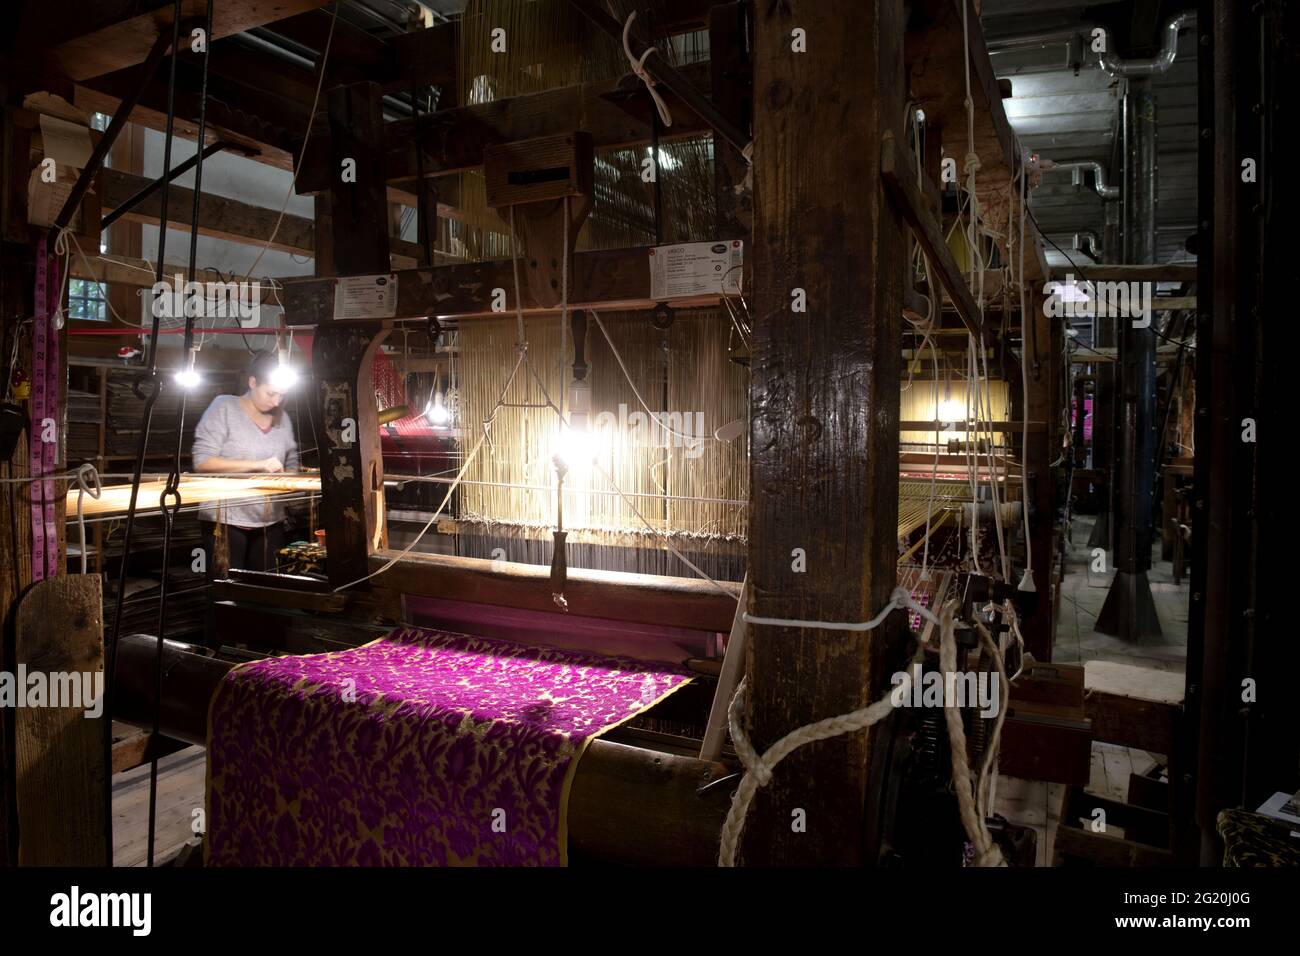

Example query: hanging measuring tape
[30,237,61,582]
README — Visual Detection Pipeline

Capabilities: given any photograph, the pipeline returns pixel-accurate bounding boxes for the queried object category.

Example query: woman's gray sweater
[192,394,299,528]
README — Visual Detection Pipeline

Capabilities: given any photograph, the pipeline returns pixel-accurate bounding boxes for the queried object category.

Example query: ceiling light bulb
[174,367,201,388]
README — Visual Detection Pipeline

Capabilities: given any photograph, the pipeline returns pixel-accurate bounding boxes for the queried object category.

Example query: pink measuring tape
[30,238,61,581]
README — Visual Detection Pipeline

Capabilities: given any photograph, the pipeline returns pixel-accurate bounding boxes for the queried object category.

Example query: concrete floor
[993,512,1190,865]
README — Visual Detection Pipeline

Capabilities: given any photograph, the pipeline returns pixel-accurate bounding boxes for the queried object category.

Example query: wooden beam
[46,0,333,82]
[327,81,389,274]
[311,325,389,588]
[742,0,907,866]
[294,63,716,195]
[881,133,989,345]
[279,242,742,324]
[101,167,311,255]
[368,551,740,633]
[99,168,429,266]
[1055,264,1198,284]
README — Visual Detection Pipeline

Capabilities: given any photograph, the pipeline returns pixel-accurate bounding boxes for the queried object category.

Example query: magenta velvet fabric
[206,627,690,866]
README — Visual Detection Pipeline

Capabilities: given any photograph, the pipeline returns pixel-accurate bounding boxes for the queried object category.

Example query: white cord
[590,311,716,448]
[73,462,101,574]
[622,12,673,128]
[719,591,1008,867]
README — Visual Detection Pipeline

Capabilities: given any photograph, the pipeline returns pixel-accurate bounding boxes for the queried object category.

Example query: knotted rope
[719,589,1008,868]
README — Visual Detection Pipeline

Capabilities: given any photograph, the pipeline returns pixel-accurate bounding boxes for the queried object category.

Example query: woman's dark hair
[245,349,280,387]
[243,350,285,424]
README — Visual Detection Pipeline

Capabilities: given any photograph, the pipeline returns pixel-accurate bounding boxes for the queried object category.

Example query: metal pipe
[1098,12,1195,77]
[1073,231,1102,260]
[1043,159,1120,200]
[988,12,1195,79]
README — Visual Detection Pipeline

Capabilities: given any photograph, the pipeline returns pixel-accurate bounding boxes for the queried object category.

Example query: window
[67,278,107,321]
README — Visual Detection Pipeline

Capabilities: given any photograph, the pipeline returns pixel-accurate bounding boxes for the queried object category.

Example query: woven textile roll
[206,627,691,866]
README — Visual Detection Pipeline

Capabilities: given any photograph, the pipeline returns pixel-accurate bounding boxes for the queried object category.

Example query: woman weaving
[192,350,300,574]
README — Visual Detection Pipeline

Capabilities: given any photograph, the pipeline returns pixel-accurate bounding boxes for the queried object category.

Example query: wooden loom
[89,0,1064,869]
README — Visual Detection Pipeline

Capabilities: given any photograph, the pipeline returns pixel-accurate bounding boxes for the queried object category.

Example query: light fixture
[937,399,966,424]
[269,348,298,391]
[174,347,201,388]
[426,390,449,427]
[556,379,597,468]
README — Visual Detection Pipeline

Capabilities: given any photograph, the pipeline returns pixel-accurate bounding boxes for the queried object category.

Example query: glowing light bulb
[269,362,298,391]
[427,391,449,426]
[556,423,598,469]
[175,348,201,388]
[937,399,966,423]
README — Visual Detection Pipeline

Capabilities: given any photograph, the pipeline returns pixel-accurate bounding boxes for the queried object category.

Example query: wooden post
[709,1,753,238]
[311,326,389,589]
[326,81,389,275]
[742,0,906,866]
[311,80,392,589]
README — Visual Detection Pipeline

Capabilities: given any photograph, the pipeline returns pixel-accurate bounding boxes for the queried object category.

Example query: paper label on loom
[649,241,744,301]
[333,274,398,320]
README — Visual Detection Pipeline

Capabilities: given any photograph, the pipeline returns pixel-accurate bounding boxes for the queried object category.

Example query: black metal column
[1097,78,1162,640]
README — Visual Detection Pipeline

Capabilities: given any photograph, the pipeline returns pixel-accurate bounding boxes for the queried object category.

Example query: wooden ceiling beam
[39,0,333,83]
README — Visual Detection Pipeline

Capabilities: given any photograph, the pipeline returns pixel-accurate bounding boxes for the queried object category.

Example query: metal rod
[100,140,235,231]
[566,0,750,156]
[50,29,175,237]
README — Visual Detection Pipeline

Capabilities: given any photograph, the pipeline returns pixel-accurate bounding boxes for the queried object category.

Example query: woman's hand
[259,457,285,473]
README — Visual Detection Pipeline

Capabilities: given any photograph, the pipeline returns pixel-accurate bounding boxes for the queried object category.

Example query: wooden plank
[1056,264,1198,283]
[741,0,907,866]
[280,242,741,324]
[881,133,988,345]
[368,551,740,633]
[14,575,107,866]
[701,574,750,761]
[99,167,430,267]
[295,62,716,195]
[68,252,270,296]
[47,0,333,82]
[1084,660,1184,755]
[101,167,311,255]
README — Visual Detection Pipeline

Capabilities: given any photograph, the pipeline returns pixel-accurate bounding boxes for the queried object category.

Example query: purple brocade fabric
[206,627,690,866]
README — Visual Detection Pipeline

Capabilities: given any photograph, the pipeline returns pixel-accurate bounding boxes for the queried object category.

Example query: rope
[73,462,101,575]
[622,12,673,128]
[719,589,1010,868]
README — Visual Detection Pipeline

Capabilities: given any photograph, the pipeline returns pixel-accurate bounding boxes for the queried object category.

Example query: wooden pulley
[484,132,594,309]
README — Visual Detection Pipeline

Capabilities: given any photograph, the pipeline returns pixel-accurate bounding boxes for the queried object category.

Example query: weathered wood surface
[14,575,106,866]
[280,243,744,324]
[368,550,740,634]
[742,0,907,866]
[311,325,389,589]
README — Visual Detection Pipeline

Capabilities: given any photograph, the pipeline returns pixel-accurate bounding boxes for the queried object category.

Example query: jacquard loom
[4,0,1095,869]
